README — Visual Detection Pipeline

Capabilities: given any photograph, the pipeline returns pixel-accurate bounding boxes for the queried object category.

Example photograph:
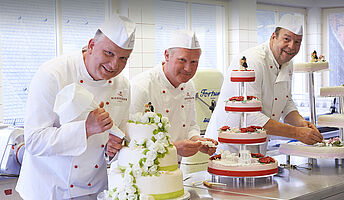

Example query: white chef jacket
[16,51,130,200]
[130,64,200,143]
[205,41,297,151]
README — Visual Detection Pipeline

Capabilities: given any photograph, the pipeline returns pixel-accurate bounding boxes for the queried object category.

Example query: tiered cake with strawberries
[208,57,278,177]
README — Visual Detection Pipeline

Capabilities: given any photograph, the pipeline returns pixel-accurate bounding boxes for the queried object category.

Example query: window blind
[0,0,56,126]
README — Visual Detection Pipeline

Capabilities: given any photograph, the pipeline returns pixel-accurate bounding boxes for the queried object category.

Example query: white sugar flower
[146,150,157,161]
[124,175,134,187]
[148,142,158,152]
[128,194,138,200]
[161,138,169,147]
[158,123,163,128]
[148,165,158,174]
[141,115,149,123]
[146,140,155,149]
[154,115,160,123]
[145,158,154,167]
[154,132,165,141]
[161,117,168,124]
[118,193,127,200]
[132,164,142,177]
[156,142,166,154]
[125,186,137,195]
[142,164,149,172]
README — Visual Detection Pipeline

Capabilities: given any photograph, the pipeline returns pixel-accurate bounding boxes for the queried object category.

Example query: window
[0,0,107,126]
[322,8,344,115]
[61,0,106,54]
[154,0,225,71]
[154,0,187,64]
[327,12,344,86]
[0,0,56,126]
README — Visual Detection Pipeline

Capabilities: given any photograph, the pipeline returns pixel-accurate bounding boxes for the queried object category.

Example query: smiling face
[163,48,201,88]
[84,34,132,80]
[270,28,303,66]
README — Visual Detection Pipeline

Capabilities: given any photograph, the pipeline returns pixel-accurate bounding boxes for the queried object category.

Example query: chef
[205,14,323,153]
[130,30,217,157]
[16,13,135,199]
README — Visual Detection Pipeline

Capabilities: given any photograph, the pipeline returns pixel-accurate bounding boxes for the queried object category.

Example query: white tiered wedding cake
[105,111,185,200]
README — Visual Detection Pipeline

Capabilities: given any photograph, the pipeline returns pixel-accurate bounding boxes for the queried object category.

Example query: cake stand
[209,73,277,181]
[292,62,329,165]
[318,87,344,165]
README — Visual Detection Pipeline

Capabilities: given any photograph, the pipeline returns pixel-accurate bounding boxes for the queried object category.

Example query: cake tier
[225,99,262,112]
[320,86,344,97]
[279,142,344,158]
[218,128,267,144]
[293,62,329,72]
[318,114,344,128]
[117,146,178,171]
[109,168,184,200]
[127,123,157,143]
[208,159,278,177]
[230,70,255,82]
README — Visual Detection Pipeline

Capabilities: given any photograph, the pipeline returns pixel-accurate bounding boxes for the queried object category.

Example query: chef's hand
[198,137,218,156]
[173,140,201,157]
[295,126,323,145]
[106,134,123,157]
[303,120,318,131]
[85,101,113,138]
[190,136,218,156]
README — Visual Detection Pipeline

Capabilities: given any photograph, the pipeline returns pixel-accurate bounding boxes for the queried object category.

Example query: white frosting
[293,62,329,72]
[127,123,157,144]
[209,160,278,171]
[318,114,344,128]
[279,141,344,158]
[198,140,217,148]
[209,150,278,172]
[109,168,184,195]
[231,70,255,78]
[225,99,262,108]
[320,86,344,97]
[219,128,267,140]
[117,146,178,169]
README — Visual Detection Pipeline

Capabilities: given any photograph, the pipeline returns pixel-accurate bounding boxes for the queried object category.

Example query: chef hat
[276,14,303,35]
[167,29,201,49]
[99,13,136,49]
[53,83,97,124]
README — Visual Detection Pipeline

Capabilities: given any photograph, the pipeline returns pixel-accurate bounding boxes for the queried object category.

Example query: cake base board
[208,168,278,178]
[218,137,267,144]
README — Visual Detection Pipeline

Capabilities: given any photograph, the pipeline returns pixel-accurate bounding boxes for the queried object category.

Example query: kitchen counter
[183,155,344,200]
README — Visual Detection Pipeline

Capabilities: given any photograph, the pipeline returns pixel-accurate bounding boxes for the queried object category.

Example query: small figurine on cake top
[240,56,248,70]
[311,50,319,62]
[311,50,326,62]
[319,54,326,62]
[144,102,154,112]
